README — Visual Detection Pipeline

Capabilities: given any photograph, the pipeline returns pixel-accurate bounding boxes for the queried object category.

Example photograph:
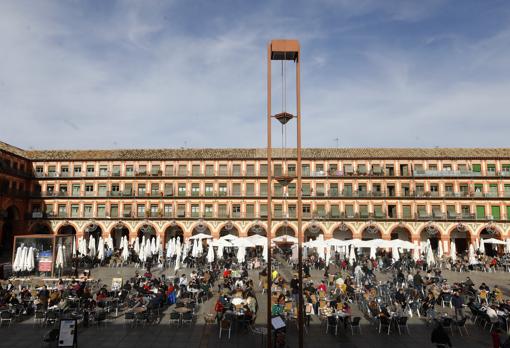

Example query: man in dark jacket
[413,271,424,294]
[451,291,464,320]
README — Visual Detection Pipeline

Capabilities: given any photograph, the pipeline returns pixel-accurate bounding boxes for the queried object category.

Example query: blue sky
[1,0,510,149]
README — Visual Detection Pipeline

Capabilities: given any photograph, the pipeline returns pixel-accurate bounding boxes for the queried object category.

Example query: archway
[275,224,296,237]
[332,224,354,240]
[451,227,472,255]
[420,224,440,251]
[304,223,324,241]
[30,223,52,235]
[390,226,412,241]
[111,223,130,249]
[0,205,21,260]
[219,222,239,237]
[83,223,103,245]
[58,224,76,235]
[247,224,267,236]
[165,225,184,243]
[137,223,157,241]
[479,227,502,256]
[361,224,382,240]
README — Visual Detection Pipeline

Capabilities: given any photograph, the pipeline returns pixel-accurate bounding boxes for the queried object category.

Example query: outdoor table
[174,307,191,314]
[133,307,146,313]
[231,298,245,306]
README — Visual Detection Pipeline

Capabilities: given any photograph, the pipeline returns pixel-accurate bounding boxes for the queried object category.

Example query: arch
[361,223,382,240]
[419,224,441,251]
[389,226,412,241]
[136,222,158,240]
[274,223,296,237]
[474,224,504,239]
[164,224,184,243]
[83,222,103,242]
[478,226,503,256]
[330,222,355,240]
[303,222,325,241]
[57,224,76,235]
[190,221,213,236]
[218,222,240,237]
[29,222,52,235]
[247,223,267,237]
[109,222,131,249]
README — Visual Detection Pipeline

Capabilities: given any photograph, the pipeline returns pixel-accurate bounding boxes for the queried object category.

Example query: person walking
[451,291,464,320]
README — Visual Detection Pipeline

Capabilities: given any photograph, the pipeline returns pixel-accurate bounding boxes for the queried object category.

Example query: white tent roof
[482,238,506,245]
[189,233,213,240]
[211,239,233,247]
[273,235,298,243]
[246,234,267,246]
[219,234,239,241]
[231,238,256,248]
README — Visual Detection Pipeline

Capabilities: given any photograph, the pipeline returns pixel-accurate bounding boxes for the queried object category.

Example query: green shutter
[507,206,510,220]
[402,206,411,219]
[492,206,501,220]
[472,164,481,172]
[476,205,485,219]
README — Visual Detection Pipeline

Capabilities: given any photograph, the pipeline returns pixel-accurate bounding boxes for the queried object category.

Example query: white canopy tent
[273,235,298,243]
[189,233,213,240]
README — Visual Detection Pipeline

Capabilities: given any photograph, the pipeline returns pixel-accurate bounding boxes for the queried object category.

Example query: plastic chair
[326,316,338,335]
[0,311,13,327]
[378,316,391,335]
[454,317,468,336]
[397,316,410,335]
[348,316,362,335]
[219,319,232,339]
[181,312,193,327]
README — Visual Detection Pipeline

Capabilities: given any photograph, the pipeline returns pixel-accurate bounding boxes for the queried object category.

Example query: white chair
[219,319,232,339]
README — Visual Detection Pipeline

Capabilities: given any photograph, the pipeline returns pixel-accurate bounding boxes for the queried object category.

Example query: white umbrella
[479,239,486,254]
[89,236,96,258]
[174,242,181,270]
[97,238,105,261]
[392,246,399,262]
[191,239,198,258]
[26,247,35,272]
[13,246,22,272]
[20,246,28,271]
[483,238,506,245]
[506,239,510,254]
[145,238,152,259]
[348,245,356,265]
[317,245,326,260]
[273,235,298,243]
[139,242,146,262]
[438,241,443,259]
[325,246,331,264]
[237,246,246,263]
[166,239,172,259]
[426,244,435,266]
[56,243,64,269]
[474,238,480,251]
[220,234,238,241]
[468,244,477,264]
[182,240,190,263]
[217,244,224,259]
[133,237,140,255]
[207,245,214,263]
[246,234,267,246]
[189,233,213,240]
[197,239,203,255]
[369,246,376,260]
[450,241,457,262]
[106,236,114,250]
[151,237,157,255]
[72,237,76,258]
[412,241,420,261]
[121,237,129,261]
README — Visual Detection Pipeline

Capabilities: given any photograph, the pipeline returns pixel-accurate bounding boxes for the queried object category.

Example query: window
[177,204,186,218]
[219,164,228,176]
[316,183,325,197]
[111,184,120,196]
[288,164,296,175]
[126,165,134,176]
[164,183,173,196]
[288,204,296,218]
[259,204,268,218]
[302,183,311,196]
[84,204,93,218]
[164,204,173,217]
[302,204,311,216]
[85,184,94,196]
[246,183,255,196]
[259,164,268,176]
[205,183,213,196]
[74,165,82,176]
[246,164,255,176]
[487,164,496,174]
[138,184,146,196]
[97,204,106,218]
[502,164,510,173]
[70,205,79,218]
[491,206,500,220]
[205,165,214,176]
[359,205,369,218]
[373,205,384,218]
[447,205,456,218]
[461,205,470,217]
[315,163,324,173]
[179,164,188,176]
[165,164,173,176]
[316,204,326,217]
[357,164,367,175]
[110,204,119,218]
[218,204,228,218]
[98,184,107,196]
[259,183,267,196]
[99,166,108,176]
[476,205,485,219]
[36,166,44,176]
[302,164,310,176]
[192,165,201,176]
[137,205,145,217]
[151,183,159,196]
[219,183,227,196]
[245,204,254,218]
[343,183,352,196]
[472,164,481,173]
[86,165,95,177]
[288,183,296,196]
[233,164,241,176]
[178,183,186,196]
[274,183,283,196]
[112,165,120,176]
[204,204,213,217]
[329,183,339,196]
[330,205,340,217]
[232,204,241,217]
[274,204,283,218]
[150,164,160,176]
[232,183,241,196]
[273,164,282,176]
[343,164,353,175]
[61,166,69,177]
[123,204,132,217]
[417,205,427,217]
[402,205,412,219]
[72,184,80,196]
[58,204,67,217]
[138,165,147,175]
[191,183,200,196]
[48,166,56,177]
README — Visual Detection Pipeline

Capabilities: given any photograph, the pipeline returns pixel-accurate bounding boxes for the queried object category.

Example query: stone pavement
[2,264,509,347]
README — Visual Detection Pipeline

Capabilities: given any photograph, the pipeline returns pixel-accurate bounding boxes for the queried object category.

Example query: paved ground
[2,264,510,347]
